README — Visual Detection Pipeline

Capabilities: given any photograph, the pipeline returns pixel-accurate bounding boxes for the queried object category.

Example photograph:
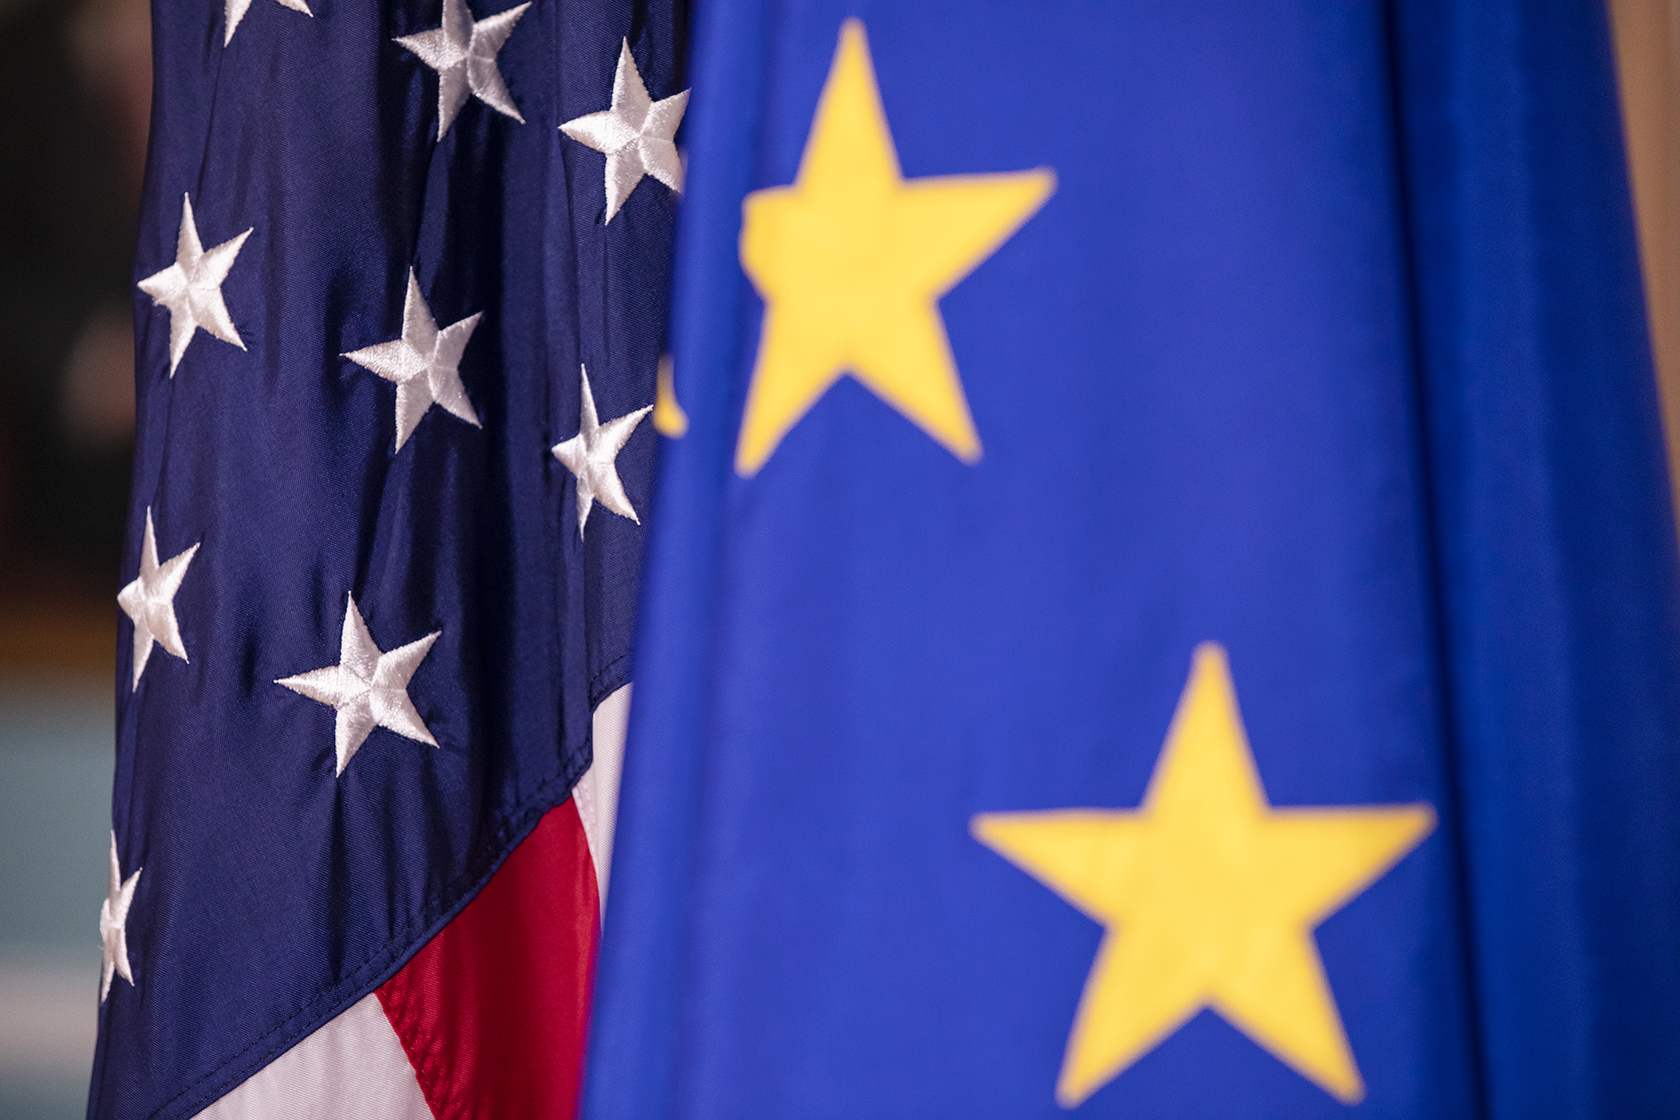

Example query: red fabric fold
[378,800,600,1120]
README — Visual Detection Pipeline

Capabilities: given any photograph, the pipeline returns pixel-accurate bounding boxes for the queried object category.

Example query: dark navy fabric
[93,3,683,1118]
[1391,3,1680,1114]
[585,2,1680,1118]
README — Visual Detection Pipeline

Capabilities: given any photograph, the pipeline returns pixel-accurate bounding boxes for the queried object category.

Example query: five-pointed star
[973,644,1435,1107]
[117,507,200,690]
[100,831,141,1002]
[734,19,1054,476]
[396,0,530,139]
[137,195,252,377]
[343,269,482,452]
[224,0,311,46]
[559,39,689,222]
[276,595,441,775]
[551,365,652,535]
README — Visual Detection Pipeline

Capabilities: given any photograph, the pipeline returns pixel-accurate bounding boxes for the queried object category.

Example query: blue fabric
[92,3,683,1118]
[1392,3,1680,1114]
[585,2,1680,1117]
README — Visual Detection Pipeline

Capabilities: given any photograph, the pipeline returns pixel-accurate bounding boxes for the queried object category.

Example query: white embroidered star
[137,195,251,377]
[343,269,482,452]
[560,39,689,222]
[117,507,200,690]
[100,832,141,1002]
[224,0,311,45]
[276,595,441,775]
[396,0,530,139]
[551,365,651,535]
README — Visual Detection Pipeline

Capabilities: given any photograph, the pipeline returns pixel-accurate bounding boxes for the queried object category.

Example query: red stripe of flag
[378,799,600,1120]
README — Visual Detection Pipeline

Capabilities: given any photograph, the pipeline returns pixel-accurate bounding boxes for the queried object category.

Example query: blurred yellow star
[973,644,1434,1107]
[654,355,688,437]
[735,19,1054,475]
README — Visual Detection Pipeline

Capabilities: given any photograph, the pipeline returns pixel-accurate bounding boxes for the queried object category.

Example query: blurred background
[0,2,1677,1120]
[0,0,150,1116]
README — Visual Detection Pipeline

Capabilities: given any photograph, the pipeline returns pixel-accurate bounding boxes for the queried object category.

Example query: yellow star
[972,644,1434,1108]
[734,20,1055,475]
[654,355,688,437]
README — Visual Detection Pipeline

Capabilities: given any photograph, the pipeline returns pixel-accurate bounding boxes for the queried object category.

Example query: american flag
[91,2,686,1117]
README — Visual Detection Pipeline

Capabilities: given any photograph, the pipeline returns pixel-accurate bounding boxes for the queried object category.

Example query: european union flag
[587,3,1680,1117]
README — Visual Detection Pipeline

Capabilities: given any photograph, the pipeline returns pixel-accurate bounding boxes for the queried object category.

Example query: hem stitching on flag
[589,650,630,708]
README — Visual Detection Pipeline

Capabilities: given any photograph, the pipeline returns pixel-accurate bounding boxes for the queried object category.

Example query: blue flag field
[586,2,1680,1118]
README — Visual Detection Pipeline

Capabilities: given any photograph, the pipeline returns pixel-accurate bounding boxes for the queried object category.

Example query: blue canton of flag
[586,2,1680,1118]
[94,2,687,1118]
